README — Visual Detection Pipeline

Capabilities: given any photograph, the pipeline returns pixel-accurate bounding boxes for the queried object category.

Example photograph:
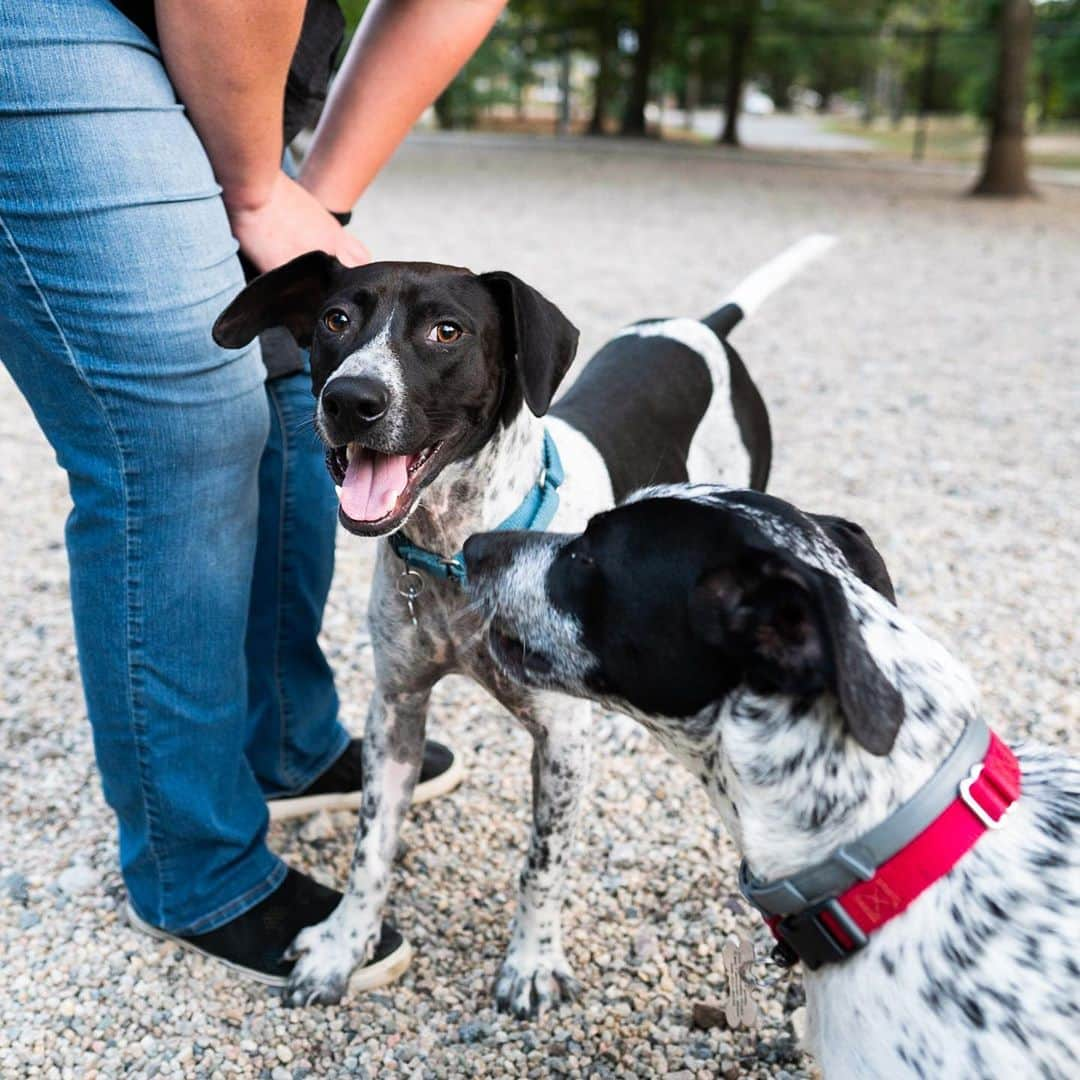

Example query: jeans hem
[261,724,352,800]
[163,856,289,937]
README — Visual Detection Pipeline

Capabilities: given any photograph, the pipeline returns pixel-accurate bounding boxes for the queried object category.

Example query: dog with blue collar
[213,237,830,1015]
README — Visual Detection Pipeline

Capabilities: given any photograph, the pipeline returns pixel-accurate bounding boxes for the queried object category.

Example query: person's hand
[226,170,370,274]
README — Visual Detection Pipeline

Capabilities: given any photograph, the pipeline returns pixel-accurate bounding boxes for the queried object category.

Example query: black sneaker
[126,867,411,990]
[267,737,464,821]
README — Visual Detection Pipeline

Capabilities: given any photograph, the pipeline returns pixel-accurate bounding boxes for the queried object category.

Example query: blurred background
[338,0,1080,194]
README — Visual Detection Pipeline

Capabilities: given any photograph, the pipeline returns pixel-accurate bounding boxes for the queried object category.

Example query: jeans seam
[0,211,171,919]
[265,385,296,788]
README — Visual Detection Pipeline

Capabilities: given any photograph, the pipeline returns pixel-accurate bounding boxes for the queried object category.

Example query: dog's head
[464,485,906,756]
[214,253,578,535]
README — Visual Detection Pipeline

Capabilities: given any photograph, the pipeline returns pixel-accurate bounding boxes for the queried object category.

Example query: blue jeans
[0,0,349,933]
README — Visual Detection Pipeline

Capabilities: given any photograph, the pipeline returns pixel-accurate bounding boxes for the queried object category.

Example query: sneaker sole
[126,903,413,994]
[267,750,466,822]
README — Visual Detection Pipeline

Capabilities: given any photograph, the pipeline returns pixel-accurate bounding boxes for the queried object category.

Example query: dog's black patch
[552,330,769,501]
[552,336,710,500]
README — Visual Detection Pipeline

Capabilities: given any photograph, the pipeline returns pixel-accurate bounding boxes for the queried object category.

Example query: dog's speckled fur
[464,484,1080,1074]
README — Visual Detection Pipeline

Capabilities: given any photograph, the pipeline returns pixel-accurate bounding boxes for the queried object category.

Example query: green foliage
[1036,0,1080,118]
[333,0,1080,124]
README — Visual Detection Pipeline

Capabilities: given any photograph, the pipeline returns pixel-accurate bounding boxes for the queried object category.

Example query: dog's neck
[647,585,979,884]
[400,408,545,560]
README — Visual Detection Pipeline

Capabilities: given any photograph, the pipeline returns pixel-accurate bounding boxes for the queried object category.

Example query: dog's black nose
[321,376,389,425]
[462,532,505,576]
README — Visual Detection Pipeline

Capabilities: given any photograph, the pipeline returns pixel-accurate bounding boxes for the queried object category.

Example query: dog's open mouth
[488,627,554,683]
[326,441,444,535]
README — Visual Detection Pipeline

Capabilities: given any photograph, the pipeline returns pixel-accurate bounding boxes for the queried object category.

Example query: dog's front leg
[495,695,592,1019]
[283,684,428,1006]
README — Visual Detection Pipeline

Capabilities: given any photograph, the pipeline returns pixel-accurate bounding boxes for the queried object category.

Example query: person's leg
[0,0,281,933]
[245,364,349,796]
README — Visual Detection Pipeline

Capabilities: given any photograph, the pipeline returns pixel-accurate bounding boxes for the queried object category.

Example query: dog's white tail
[704,233,838,337]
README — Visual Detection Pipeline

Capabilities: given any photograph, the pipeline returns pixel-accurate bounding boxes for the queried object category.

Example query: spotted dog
[212,238,829,1015]
[463,486,1078,1074]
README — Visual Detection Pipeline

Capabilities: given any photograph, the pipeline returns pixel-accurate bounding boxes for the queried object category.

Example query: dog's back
[551,313,770,500]
[550,235,839,501]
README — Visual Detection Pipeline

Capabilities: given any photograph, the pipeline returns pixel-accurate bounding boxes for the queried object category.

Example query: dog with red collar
[462,485,1078,1077]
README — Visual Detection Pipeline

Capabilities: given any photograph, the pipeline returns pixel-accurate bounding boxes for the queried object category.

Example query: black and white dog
[462,485,1079,1075]
[213,237,832,1014]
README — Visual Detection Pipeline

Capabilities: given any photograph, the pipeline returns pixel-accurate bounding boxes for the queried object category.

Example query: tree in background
[719,0,758,145]
[335,0,1076,191]
[620,0,664,135]
[754,34,801,112]
[972,0,1035,195]
[587,5,622,133]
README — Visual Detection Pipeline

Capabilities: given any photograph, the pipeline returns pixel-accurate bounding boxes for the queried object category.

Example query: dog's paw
[282,919,375,1008]
[493,951,581,1020]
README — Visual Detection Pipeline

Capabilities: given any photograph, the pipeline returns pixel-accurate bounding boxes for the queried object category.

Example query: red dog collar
[741,722,1021,970]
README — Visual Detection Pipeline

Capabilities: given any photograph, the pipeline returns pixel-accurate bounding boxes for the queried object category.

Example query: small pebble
[691,1002,728,1031]
[56,864,98,895]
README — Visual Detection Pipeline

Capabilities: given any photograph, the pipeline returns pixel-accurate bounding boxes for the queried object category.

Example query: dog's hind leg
[495,693,592,1019]
[283,683,429,1006]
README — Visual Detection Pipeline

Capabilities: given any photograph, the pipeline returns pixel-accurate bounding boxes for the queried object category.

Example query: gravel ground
[2,134,1078,1079]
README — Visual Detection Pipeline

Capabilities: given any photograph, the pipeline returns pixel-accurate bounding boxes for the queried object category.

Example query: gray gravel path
[2,133,1078,1078]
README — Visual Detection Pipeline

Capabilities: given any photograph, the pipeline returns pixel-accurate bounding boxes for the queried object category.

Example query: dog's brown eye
[323,309,350,333]
[428,322,462,344]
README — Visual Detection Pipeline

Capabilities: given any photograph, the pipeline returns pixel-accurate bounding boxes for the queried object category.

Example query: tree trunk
[719,4,754,146]
[620,0,661,137]
[588,17,616,135]
[433,90,456,130]
[972,0,1035,196]
[683,39,703,131]
[556,33,572,135]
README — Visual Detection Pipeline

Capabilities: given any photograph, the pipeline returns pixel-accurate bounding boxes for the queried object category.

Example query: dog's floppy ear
[814,576,905,755]
[689,554,904,756]
[480,271,579,416]
[808,514,896,604]
[213,250,342,349]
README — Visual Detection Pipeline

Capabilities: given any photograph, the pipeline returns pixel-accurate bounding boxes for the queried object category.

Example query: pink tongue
[340,449,410,522]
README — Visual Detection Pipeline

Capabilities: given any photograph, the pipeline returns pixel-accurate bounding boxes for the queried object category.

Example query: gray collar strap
[740,714,991,918]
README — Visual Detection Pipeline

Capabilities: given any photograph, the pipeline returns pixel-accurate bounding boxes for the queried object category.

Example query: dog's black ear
[813,577,904,755]
[690,557,831,702]
[689,555,904,756]
[808,514,896,604]
[213,250,342,349]
[480,271,579,416]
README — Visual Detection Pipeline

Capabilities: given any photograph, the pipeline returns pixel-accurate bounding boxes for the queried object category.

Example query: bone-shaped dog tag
[721,933,759,1029]
[396,569,425,627]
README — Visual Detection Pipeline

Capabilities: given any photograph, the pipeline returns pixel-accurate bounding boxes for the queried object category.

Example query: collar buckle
[958,761,1012,830]
[773,897,869,971]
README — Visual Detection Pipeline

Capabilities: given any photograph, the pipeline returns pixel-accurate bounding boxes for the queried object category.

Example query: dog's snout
[322,375,390,426]
[462,531,506,578]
